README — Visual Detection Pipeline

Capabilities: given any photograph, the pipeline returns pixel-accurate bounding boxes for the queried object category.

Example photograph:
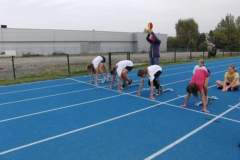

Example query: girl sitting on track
[216,65,240,92]
[110,60,134,93]
[87,56,108,85]
[182,65,210,112]
[137,65,162,100]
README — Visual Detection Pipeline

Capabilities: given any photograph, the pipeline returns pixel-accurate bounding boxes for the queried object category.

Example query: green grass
[0,70,88,85]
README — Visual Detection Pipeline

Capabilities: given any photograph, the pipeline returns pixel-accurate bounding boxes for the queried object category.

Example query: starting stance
[137,65,162,99]
[87,56,108,85]
[183,64,210,112]
[110,60,134,93]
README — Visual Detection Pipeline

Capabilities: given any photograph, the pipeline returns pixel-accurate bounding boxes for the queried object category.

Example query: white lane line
[0,89,181,124]
[0,87,96,107]
[1,91,239,156]
[0,88,145,124]
[68,78,173,105]
[125,84,216,106]
[0,82,78,96]
[0,91,191,156]
[67,66,222,104]
[144,102,240,160]
[0,79,187,124]
[0,93,129,124]
[0,78,237,155]
[164,103,240,124]
[0,103,162,156]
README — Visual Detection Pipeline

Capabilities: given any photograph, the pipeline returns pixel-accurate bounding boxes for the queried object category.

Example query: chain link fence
[0,50,239,83]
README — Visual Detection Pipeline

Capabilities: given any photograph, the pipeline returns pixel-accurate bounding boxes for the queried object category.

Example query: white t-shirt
[116,60,134,77]
[193,65,208,74]
[92,56,104,69]
[147,65,162,81]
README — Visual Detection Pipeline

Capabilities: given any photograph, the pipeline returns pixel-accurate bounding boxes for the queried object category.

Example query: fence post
[11,56,16,80]
[189,49,192,60]
[202,51,205,59]
[126,52,131,60]
[66,54,71,76]
[174,49,177,63]
[108,52,112,72]
[222,50,224,57]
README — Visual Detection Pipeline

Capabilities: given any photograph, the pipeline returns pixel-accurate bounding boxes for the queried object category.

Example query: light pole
[0,25,6,53]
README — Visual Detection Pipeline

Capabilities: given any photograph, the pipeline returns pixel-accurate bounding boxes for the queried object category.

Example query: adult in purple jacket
[146,32,161,65]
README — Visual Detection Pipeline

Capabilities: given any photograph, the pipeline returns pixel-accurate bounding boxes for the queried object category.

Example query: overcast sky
[0,0,239,36]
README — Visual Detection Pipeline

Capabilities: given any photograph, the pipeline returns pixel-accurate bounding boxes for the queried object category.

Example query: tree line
[167,14,240,53]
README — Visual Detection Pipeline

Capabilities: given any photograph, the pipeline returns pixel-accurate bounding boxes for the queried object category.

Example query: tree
[236,16,240,30]
[212,14,240,51]
[167,36,178,51]
[208,30,215,44]
[197,33,207,50]
[175,19,199,50]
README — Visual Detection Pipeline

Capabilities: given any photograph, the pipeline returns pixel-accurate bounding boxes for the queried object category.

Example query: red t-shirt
[190,68,209,92]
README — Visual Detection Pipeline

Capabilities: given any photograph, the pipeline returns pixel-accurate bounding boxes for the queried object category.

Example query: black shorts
[154,71,162,79]
[148,71,162,89]
[125,66,133,72]
[101,56,106,63]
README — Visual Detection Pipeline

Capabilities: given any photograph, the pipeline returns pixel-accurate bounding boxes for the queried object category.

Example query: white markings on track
[0,82,77,96]
[0,87,96,107]
[144,102,240,160]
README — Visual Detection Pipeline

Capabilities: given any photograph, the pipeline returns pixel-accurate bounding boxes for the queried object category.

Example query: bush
[22,52,42,57]
[52,52,67,56]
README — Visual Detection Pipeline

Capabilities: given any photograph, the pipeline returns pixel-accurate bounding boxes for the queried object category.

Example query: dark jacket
[146,32,161,58]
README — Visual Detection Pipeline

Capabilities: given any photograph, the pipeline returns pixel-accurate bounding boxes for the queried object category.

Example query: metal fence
[0,50,239,82]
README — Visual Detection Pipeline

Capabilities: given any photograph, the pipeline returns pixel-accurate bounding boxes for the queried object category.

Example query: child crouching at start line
[87,56,108,85]
[110,60,134,93]
[137,65,162,100]
[182,64,210,112]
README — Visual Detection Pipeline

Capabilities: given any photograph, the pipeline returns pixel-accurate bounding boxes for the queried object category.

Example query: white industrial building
[0,28,167,56]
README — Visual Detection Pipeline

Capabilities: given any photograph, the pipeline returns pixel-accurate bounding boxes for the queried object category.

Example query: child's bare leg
[110,74,116,88]
[118,79,123,93]
[95,72,99,85]
[102,65,108,80]
[182,93,191,107]
[200,91,208,112]
[204,86,208,105]
[230,82,240,90]
[216,80,223,88]
[99,64,108,80]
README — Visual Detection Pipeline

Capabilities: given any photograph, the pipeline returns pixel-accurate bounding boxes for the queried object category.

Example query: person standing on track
[110,60,134,93]
[87,56,108,85]
[137,65,162,100]
[145,22,161,65]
